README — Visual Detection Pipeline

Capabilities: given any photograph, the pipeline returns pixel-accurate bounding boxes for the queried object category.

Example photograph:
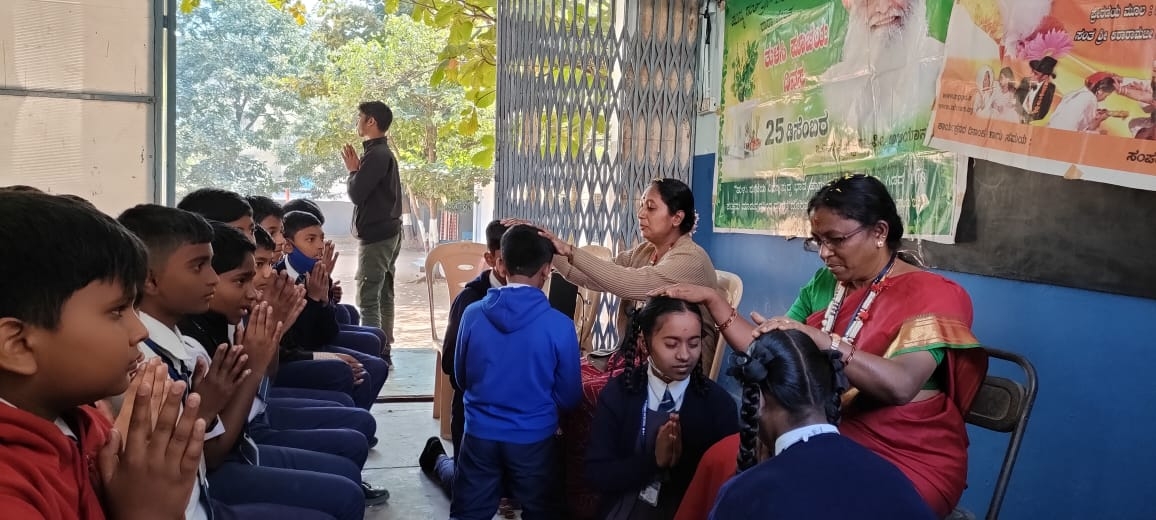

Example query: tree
[386,0,497,166]
[284,13,493,219]
[176,0,322,196]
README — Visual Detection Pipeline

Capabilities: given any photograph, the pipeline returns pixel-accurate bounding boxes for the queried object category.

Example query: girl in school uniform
[584,297,738,520]
[706,329,935,520]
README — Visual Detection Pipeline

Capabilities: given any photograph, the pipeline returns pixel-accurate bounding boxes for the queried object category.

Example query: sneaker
[362,481,390,505]
[419,436,447,475]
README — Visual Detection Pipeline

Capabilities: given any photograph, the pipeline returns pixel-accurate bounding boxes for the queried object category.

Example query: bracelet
[716,307,738,332]
[845,342,858,365]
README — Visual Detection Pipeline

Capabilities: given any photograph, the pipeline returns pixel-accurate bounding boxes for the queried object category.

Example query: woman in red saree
[657,174,988,519]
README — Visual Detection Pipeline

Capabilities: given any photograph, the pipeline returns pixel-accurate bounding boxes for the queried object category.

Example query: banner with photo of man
[928,0,1156,190]
[714,0,966,243]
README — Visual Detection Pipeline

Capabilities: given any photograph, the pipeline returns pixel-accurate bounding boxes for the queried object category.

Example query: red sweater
[0,404,111,519]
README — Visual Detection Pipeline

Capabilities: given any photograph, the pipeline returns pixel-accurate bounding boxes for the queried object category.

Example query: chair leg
[438,380,453,440]
[432,350,442,419]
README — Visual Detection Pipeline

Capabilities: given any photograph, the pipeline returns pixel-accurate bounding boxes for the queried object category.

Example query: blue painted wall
[692,153,1156,519]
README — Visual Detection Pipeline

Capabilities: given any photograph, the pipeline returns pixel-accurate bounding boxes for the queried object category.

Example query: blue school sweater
[708,433,937,520]
[454,284,581,444]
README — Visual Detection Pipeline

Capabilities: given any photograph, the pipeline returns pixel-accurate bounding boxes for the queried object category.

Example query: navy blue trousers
[274,358,355,396]
[450,434,561,520]
[268,386,356,408]
[320,344,387,410]
[208,445,364,520]
[212,499,334,520]
[265,397,376,442]
[249,413,370,468]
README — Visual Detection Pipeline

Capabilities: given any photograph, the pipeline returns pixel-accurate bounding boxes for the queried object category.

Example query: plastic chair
[709,270,744,380]
[946,347,1038,520]
[424,241,487,439]
[574,244,611,354]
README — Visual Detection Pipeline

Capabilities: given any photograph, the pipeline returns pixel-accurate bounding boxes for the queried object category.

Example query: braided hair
[616,296,711,395]
[727,329,849,472]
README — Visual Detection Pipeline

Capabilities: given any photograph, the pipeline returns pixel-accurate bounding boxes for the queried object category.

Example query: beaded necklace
[819,253,897,345]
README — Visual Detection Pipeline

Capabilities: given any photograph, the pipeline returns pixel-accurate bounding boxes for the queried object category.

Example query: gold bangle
[716,307,738,332]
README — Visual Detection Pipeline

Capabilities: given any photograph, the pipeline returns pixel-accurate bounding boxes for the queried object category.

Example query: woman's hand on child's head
[192,344,251,421]
[537,228,573,258]
[100,378,205,520]
[648,284,717,305]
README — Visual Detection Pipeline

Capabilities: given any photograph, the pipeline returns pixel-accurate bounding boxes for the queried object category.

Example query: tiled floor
[365,350,520,520]
[363,401,452,519]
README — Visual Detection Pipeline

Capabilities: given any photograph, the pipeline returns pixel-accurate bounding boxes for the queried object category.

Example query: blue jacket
[454,284,581,444]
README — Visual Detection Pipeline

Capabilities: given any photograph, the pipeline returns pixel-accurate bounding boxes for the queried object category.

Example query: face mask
[287,247,317,275]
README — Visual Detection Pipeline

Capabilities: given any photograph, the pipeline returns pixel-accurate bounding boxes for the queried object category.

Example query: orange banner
[929,0,1156,189]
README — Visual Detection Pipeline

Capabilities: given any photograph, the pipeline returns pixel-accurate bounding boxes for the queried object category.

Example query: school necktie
[657,389,676,414]
[143,338,214,520]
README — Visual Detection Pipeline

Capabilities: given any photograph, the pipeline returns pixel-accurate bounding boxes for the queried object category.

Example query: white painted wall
[0,0,155,214]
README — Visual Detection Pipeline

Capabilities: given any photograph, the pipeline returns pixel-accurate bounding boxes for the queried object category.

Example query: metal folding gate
[495,0,703,349]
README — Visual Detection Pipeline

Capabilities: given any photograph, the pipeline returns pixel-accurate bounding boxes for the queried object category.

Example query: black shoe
[419,436,447,475]
[362,481,390,505]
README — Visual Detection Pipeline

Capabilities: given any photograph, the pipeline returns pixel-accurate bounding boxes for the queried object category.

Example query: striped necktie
[657,389,676,414]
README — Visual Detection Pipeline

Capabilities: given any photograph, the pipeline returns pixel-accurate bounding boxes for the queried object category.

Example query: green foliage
[284,13,493,208]
[176,0,321,197]
[386,1,496,165]
[179,0,493,211]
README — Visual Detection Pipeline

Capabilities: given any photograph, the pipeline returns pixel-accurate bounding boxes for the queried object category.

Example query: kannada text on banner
[929,0,1156,190]
[714,0,965,242]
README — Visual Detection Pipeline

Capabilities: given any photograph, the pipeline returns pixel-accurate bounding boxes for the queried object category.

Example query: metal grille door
[495,0,702,349]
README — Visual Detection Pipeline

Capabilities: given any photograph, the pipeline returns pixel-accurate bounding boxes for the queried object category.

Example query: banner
[929,0,1156,190]
[714,0,966,243]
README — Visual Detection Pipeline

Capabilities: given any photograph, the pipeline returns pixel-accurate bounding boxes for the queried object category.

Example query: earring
[876,240,884,248]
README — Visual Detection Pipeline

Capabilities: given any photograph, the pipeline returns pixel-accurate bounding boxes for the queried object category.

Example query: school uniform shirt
[139,312,220,520]
[274,259,340,363]
[0,399,111,519]
[585,370,738,519]
[645,365,689,413]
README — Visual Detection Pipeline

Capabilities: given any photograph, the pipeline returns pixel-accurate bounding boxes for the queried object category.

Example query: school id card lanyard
[637,385,667,507]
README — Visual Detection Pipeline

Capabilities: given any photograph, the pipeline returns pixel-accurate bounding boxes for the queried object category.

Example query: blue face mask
[287,246,318,275]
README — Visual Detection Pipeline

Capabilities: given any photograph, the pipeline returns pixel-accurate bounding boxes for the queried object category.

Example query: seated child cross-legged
[118,205,363,519]
[275,210,387,411]
[0,191,207,519]
[451,225,582,520]
[179,223,384,502]
[252,227,358,409]
[278,200,387,362]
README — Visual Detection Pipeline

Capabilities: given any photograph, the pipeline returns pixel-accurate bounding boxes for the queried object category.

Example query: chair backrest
[709,270,744,380]
[574,244,611,354]
[964,347,1038,520]
[425,241,488,344]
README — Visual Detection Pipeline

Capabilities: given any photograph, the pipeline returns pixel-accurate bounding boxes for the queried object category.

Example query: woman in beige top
[541,178,721,369]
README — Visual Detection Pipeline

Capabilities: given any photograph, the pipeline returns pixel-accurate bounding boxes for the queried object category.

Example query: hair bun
[728,341,775,384]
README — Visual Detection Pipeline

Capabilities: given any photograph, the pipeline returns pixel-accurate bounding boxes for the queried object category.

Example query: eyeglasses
[803,226,867,253]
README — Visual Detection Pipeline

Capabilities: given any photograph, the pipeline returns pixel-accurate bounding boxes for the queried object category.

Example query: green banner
[715,0,965,242]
